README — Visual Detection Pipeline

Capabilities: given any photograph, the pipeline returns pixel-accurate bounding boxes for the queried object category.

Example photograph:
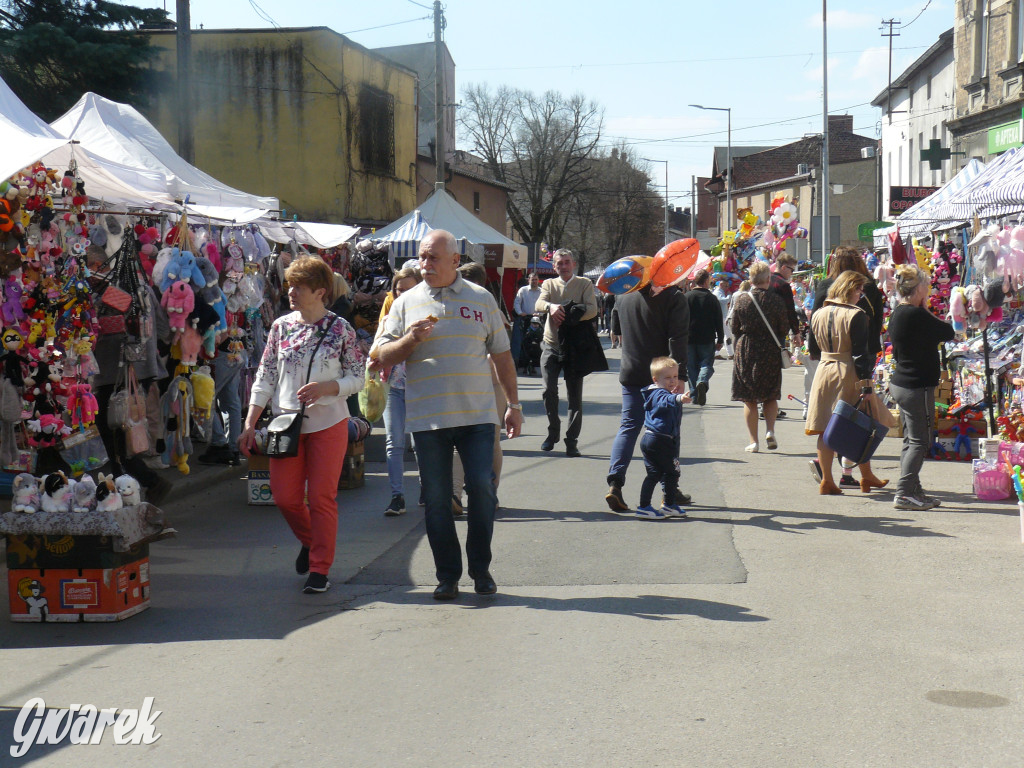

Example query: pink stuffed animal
[161,280,195,335]
[66,383,99,428]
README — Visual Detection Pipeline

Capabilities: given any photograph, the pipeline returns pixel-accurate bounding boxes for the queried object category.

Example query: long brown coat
[805,300,872,434]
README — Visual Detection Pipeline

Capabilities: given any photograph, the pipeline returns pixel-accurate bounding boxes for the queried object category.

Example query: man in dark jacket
[684,269,724,406]
[605,283,689,512]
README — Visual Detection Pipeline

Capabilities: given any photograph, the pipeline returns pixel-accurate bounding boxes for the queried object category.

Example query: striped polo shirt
[376,274,510,431]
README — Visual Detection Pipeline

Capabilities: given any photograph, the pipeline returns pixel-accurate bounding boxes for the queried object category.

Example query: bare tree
[461,84,604,246]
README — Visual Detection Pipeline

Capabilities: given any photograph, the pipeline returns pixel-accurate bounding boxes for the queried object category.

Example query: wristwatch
[506,402,523,411]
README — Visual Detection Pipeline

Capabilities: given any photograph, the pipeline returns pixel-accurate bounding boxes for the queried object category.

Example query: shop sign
[988,118,1023,155]
[858,221,892,242]
[889,187,938,216]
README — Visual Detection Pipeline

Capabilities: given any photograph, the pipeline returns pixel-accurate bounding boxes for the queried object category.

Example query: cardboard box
[247,469,274,506]
[338,441,365,490]
[247,454,270,472]
[8,557,150,622]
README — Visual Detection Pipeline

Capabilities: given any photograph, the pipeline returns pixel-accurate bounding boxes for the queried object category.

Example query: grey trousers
[889,383,934,497]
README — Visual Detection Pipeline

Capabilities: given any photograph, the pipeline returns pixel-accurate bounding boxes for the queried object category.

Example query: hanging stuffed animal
[160,375,194,475]
[65,383,99,428]
[161,280,195,336]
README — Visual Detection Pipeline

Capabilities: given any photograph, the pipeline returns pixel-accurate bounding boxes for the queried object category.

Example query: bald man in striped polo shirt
[372,230,522,601]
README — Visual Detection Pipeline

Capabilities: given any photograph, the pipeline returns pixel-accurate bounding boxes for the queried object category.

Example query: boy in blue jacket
[636,357,691,520]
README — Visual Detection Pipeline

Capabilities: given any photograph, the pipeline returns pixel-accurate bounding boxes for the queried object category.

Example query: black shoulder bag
[265,317,332,459]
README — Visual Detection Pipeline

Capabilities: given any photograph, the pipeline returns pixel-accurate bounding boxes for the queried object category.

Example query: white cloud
[850,46,890,85]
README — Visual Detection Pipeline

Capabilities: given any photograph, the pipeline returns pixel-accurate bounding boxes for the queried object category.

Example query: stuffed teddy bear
[161,280,195,335]
[114,474,142,507]
[12,472,40,514]
[72,474,97,513]
[40,472,75,514]
[94,472,123,513]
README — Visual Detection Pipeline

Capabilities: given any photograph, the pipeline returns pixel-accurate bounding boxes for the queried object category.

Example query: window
[1018,0,1024,62]
[898,146,903,185]
[908,138,914,185]
[358,85,395,176]
[979,0,991,76]
[473,191,480,212]
[926,73,932,100]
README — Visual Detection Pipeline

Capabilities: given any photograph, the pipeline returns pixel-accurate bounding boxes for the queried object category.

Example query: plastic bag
[358,369,388,424]
[60,425,109,477]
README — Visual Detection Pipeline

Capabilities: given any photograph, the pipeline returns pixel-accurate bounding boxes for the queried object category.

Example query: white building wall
[879,44,955,218]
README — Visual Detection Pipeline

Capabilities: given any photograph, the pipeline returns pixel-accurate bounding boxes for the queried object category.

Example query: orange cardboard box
[8,557,150,622]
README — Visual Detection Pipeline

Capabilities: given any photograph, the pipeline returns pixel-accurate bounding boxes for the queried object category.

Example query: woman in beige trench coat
[805,271,891,495]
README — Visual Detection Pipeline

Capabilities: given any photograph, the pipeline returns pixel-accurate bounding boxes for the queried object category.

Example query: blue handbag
[823,395,889,465]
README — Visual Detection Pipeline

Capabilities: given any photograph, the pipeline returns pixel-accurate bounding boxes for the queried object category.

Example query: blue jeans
[509,316,526,368]
[414,423,498,581]
[607,385,644,486]
[686,343,716,392]
[211,353,242,448]
[383,386,413,497]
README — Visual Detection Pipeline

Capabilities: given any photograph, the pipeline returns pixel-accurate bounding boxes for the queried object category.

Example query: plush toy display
[12,473,40,513]
[114,474,142,506]
[72,474,97,513]
[94,472,123,512]
[161,280,195,336]
[40,472,74,513]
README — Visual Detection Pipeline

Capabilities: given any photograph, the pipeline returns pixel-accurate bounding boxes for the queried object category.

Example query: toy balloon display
[597,256,652,295]
[650,238,701,288]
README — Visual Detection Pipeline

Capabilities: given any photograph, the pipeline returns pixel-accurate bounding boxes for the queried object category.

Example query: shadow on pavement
[691,506,953,537]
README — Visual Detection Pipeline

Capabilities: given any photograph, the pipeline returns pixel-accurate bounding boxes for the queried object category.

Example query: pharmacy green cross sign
[920,139,951,171]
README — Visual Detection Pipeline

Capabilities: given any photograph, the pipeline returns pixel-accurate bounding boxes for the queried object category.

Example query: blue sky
[135,0,952,211]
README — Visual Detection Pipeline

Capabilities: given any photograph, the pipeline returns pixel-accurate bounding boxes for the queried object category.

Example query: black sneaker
[385,494,406,517]
[839,474,859,487]
[695,381,708,406]
[302,572,330,593]
[295,546,309,575]
[199,444,232,465]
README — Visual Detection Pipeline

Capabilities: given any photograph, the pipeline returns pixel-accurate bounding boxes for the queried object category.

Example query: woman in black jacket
[887,265,955,510]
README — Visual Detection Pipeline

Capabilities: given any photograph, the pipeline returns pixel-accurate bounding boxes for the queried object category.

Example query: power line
[405,0,434,8]
[340,15,431,36]
[459,45,930,73]
[901,0,933,29]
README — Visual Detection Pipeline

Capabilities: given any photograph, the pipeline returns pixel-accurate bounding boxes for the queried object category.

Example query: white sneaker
[744,443,759,453]
[635,505,669,520]
[765,432,778,450]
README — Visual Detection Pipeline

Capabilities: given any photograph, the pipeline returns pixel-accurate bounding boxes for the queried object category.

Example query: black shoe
[469,571,497,595]
[565,444,581,458]
[695,381,708,406]
[839,474,859,487]
[433,579,459,600]
[672,490,692,506]
[451,495,465,516]
[199,444,232,465]
[541,438,555,451]
[302,572,330,593]
[385,494,406,517]
[295,546,310,575]
[776,410,787,419]
[145,476,173,507]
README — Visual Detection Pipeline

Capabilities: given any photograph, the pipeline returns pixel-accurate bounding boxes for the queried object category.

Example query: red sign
[889,186,939,215]
[62,579,99,608]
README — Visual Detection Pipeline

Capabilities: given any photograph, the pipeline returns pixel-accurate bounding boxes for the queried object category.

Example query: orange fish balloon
[650,239,701,289]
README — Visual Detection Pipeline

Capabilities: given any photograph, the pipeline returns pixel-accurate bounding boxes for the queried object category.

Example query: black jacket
[558,303,608,377]
[685,287,724,345]
[611,286,689,388]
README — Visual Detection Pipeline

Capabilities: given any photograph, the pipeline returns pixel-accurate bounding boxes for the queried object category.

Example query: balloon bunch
[760,193,808,256]
[598,239,702,296]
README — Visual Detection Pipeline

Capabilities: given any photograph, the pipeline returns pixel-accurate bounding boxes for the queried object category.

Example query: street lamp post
[641,157,669,246]
[690,104,731,231]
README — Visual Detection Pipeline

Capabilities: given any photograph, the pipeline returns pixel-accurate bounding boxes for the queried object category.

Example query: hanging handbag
[749,290,792,368]
[265,317,332,459]
[823,393,890,464]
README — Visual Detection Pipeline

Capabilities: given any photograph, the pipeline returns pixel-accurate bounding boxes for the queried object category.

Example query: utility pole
[691,175,697,239]
[821,0,830,266]
[881,19,900,125]
[176,0,194,163]
[433,1,446,189]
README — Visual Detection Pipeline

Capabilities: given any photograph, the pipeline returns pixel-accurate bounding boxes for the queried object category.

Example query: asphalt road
[1,342,1022,767]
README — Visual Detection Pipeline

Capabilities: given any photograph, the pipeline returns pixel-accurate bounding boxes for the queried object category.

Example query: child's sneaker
[634,505,669,520]
[661,503,687,518]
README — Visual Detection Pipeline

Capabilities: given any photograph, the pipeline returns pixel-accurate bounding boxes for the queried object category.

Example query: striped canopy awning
[873,158,986,247]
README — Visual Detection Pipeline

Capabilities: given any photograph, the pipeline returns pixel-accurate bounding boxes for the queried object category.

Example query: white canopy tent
[51,93,278,217]
[260,220,360,250]
[372,188,527,269]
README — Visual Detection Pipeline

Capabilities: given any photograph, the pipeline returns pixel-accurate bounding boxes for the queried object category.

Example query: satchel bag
[823,394,890,465]
[749,291,791,369]
[265,318,332,459]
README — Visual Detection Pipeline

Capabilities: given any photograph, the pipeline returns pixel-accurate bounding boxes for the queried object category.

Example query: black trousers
[639,432,680,507]
[541,344,584,447]
[94,382,159,489]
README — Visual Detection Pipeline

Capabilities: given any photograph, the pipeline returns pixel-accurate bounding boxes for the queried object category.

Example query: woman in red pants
[238,257,365,594]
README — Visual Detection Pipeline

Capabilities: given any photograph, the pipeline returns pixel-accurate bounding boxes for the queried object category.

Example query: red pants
[269,419,348,575]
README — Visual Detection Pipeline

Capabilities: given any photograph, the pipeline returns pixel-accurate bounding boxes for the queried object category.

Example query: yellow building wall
[144,28,417,224]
